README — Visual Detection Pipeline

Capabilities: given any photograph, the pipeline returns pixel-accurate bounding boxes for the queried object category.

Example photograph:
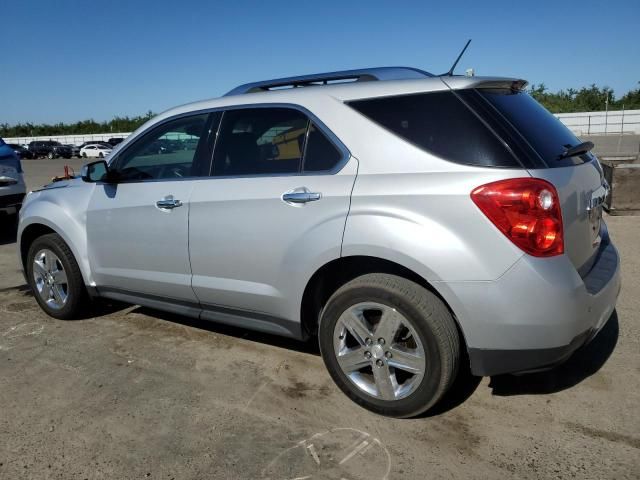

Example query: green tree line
[529,82,640,113]
[1,83,640,138]
[0,111,155,138]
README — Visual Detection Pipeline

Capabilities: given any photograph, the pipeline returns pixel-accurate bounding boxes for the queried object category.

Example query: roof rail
[224,66,433,96]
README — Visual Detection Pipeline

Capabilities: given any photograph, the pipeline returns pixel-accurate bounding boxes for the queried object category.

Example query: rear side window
[213,108,308,176]
[477,89,589,167]
[348,91,519,168]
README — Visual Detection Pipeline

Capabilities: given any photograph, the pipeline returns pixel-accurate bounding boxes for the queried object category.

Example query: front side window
[213,108,308,176]
[114,113,209,181]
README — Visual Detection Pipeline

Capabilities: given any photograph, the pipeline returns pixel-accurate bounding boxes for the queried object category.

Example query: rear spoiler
[441,76,528,92]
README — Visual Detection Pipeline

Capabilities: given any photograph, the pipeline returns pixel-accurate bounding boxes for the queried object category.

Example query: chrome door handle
[156,195,183,209]
[282,191,322,204]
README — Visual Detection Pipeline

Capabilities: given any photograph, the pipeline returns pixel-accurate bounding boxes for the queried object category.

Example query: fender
[18,185,95,286]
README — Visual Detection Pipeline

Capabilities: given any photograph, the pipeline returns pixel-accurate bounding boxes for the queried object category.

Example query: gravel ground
[0,158,638,479]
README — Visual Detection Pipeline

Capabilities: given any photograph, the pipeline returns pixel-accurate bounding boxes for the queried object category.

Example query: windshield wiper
[558,141,594,160]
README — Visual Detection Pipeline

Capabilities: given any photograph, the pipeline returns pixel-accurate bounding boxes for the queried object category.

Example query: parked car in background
[78,141,112,150]
[6,144,36,159]
[108,137,125,147]
[0,138,26,218]
[80,144,112,158]
[65,144,81,158]
[28,141,72,159]
[17,67,620,418]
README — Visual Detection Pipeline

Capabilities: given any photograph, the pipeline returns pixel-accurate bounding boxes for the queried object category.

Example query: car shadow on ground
[0,217,18,246]
[4,267,619,415]
[119,307,619,415]
[132,306,321,355]
[0,283,133,318]
[423,351,483,417]
[489,310,619,396]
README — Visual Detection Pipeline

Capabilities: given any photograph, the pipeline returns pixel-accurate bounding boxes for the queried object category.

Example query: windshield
[477,89,590,167]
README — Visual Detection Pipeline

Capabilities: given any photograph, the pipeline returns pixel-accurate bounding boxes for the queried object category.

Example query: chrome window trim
[108,103,351,183]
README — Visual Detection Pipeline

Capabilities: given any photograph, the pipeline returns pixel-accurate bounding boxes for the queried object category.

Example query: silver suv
[18,68,621,417]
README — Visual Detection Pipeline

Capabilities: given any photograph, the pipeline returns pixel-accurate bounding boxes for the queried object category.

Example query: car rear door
[188,106,356,336]
[86,112,215,303]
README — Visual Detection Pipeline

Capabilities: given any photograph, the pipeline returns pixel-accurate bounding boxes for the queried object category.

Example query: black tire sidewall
[319,281,447,418]
[26,234,85,319]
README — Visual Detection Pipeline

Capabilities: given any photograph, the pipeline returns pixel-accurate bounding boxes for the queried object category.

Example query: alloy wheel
[333,302,426,401]
[32,249,69,310]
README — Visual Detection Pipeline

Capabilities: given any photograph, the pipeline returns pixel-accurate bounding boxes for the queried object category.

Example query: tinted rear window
[478,89,589,167]
[348,91,519,168]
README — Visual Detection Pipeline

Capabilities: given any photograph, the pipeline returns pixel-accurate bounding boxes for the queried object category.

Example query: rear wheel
[319,273,460,418]
[47,152,54,159]
[26,233,88,319]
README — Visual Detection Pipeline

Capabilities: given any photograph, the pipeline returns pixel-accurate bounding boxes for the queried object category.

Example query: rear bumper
[439,230,621,376]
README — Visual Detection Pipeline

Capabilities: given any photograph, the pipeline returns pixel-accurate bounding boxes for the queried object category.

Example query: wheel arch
[19,215,93,288]
[19,223,57,270]
[300,255,468,352]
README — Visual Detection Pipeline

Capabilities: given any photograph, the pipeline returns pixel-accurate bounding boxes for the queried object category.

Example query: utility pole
[604,92,609,135]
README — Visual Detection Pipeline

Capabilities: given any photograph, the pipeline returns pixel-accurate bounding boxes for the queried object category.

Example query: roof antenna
[443,39,472,76]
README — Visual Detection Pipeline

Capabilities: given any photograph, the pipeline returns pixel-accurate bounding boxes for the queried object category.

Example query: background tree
[2,83,640,138]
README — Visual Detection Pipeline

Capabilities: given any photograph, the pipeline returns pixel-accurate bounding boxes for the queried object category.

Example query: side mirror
[81,160,110,183]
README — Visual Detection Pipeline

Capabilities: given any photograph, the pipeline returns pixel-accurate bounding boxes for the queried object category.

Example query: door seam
[340,155,360,257]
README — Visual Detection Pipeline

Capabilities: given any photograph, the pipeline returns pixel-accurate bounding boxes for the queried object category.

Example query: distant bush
[529,82,640,113]
[0,111,155,138]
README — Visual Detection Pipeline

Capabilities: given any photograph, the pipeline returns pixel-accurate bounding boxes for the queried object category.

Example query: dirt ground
[0,158,638,479]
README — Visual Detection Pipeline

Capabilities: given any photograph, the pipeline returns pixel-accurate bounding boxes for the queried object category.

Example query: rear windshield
[477,89,590,167]
[348,91,519,168]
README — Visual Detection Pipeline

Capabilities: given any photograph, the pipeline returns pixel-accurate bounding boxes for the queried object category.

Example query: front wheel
[99,152,104,158]
[82,152,87,158]
[319,273,460,418]
[26,233,88,319]
[47,152,54,159]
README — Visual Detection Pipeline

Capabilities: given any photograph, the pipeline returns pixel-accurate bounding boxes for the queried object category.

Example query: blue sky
[2,0,639,124]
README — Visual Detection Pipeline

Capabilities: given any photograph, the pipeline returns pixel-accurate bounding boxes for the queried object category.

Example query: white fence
[556,109,640,136]
[4,109,640,146]
[4,132,132,146]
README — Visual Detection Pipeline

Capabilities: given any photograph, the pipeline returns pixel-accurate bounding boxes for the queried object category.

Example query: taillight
[471,178,564,257]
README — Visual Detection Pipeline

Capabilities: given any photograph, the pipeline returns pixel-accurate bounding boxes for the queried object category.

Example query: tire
[26,233,88,320]
[99,152,104,158]
[47,152,54,159]
[82,152,87,158]
[319,273,460,418]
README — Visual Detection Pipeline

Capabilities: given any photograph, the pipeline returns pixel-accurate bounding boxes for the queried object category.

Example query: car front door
[188,107,356,336]
[86,112,215,303]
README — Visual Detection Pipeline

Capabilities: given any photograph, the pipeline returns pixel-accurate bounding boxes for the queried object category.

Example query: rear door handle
[156,195,183,210]
[282,191,322,204]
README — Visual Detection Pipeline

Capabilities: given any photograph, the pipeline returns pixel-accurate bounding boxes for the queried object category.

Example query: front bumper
[0,186,26,214]
[439,231,621,377]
